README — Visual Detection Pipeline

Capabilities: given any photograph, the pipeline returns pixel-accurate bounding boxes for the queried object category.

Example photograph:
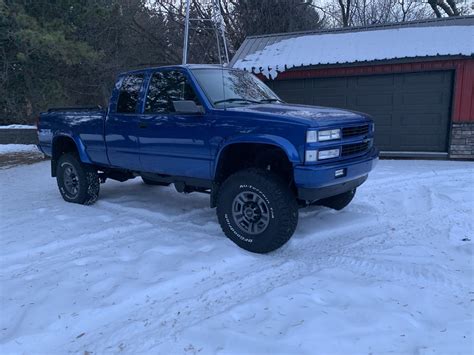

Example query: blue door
[105,73,145,170]
[137,70,212,179]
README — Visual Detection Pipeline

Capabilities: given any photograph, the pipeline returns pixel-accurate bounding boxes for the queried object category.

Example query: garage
[267,70,453,152]
[231,16,474,159]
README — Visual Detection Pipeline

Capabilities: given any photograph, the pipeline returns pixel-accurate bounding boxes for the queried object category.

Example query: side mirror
[173,100,203,114]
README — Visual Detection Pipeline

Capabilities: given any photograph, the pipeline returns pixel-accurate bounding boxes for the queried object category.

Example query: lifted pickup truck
[38,64,378,253]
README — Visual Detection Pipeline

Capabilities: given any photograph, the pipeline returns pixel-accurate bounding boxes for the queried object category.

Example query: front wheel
[56,153,100,205]
[216,169,298,253]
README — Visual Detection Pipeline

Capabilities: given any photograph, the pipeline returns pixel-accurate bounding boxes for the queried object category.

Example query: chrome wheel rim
[63,163,79,197]
[232,191,270,235]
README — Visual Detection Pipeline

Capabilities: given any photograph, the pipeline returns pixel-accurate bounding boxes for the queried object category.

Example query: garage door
[268,71,453,152]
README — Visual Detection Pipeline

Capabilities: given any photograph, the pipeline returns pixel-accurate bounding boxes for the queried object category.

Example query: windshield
[191,68,282,108]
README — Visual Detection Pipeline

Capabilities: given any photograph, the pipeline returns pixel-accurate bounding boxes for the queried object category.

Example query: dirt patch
[0,152,48,169]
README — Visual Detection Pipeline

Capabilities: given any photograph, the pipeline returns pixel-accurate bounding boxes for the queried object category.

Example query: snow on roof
[231,17,474,79]
[0,124,36,129]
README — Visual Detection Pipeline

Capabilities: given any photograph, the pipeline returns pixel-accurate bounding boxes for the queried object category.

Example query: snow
[0,144,40,155]
[0,125,36,130]
[233,26,474,78]
[1,160,473,354]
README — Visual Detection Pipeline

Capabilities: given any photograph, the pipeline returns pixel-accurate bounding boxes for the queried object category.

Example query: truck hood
[227,103,370,127]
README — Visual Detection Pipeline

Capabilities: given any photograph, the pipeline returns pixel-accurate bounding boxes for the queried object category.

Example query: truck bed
[38,107,109,165]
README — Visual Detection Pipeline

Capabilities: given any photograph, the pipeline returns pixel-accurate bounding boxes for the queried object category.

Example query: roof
[120,64,224,75]
[230,16,474,79]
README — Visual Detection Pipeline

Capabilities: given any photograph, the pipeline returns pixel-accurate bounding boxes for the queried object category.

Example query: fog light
[305,150,317,162]
[318,148,340,160]
[335,168,346,178]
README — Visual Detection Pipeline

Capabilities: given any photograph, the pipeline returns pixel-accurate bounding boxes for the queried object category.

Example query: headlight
[318,148,340,160]
[318,129,341,141]
[305,150,317,162]
[306,129,341,142]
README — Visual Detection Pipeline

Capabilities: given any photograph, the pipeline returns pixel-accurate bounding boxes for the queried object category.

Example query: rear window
[117,74,144,113]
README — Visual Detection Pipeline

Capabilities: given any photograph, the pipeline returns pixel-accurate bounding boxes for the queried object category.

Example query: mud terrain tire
[56,153,99,205]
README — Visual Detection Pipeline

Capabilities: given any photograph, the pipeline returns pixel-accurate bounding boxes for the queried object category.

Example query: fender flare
[212,134,301,179]
[52,134,92,164]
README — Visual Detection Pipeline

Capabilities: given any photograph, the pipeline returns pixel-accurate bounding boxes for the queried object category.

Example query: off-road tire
[319,189,356,211]
[216,169,298,253]
[56,153,99,205]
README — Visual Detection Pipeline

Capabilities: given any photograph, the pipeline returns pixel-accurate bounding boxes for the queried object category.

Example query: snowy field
[0,159,473,354]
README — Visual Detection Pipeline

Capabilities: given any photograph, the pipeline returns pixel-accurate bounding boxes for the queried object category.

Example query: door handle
[138,121,148,128]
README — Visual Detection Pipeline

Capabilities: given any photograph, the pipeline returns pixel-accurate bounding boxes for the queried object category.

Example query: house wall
[270,58,474,159]
[450,123,474,158]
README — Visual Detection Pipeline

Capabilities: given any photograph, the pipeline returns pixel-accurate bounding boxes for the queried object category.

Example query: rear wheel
[319,189,356,211]
[216,169,298,253]
[56,153,99,205]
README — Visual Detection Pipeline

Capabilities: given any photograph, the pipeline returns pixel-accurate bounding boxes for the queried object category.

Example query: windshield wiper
[259,98,283,103]
[213,98,261,105]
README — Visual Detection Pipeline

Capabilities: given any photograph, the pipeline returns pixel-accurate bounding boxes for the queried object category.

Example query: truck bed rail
[47,106,103,113]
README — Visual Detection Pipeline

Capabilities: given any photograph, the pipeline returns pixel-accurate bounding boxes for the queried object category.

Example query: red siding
[270,59,474,123]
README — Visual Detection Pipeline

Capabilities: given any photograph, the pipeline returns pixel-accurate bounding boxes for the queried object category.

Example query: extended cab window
[145,70,199,114]
[117,74,144,113]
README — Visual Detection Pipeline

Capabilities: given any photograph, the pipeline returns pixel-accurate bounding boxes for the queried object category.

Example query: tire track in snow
[69,167,474,352]
[366,168,471,187]
[0,223,152,274]
[70,221,383,352]
[3,162,471,352]
[72,215,465,353]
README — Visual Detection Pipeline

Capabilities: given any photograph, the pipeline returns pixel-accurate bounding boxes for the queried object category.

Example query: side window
[117,74,144,113]
[144,70,200,114]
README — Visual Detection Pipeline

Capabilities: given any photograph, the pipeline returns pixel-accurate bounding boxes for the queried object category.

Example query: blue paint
[38,65,378,198]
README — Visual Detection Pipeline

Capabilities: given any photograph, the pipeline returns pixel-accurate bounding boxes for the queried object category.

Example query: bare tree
[312,0,457,28]
[427,0,461,17]
[338,0,352,26]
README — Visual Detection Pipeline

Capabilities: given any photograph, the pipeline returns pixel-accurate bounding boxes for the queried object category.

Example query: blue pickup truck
[38,64,378,253]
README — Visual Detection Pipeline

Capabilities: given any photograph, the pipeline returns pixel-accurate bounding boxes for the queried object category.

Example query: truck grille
[342,124,369,138]
[341,141,370,156]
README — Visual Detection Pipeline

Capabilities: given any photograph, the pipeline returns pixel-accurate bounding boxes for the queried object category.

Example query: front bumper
[294,147,378,201]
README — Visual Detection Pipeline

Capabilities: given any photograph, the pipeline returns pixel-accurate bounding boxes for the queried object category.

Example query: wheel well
[51,136,78,177]
[210,143,296,208]
[215,143,294,185]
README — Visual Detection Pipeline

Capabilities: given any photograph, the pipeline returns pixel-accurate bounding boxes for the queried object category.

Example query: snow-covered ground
[0,160,473,354]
